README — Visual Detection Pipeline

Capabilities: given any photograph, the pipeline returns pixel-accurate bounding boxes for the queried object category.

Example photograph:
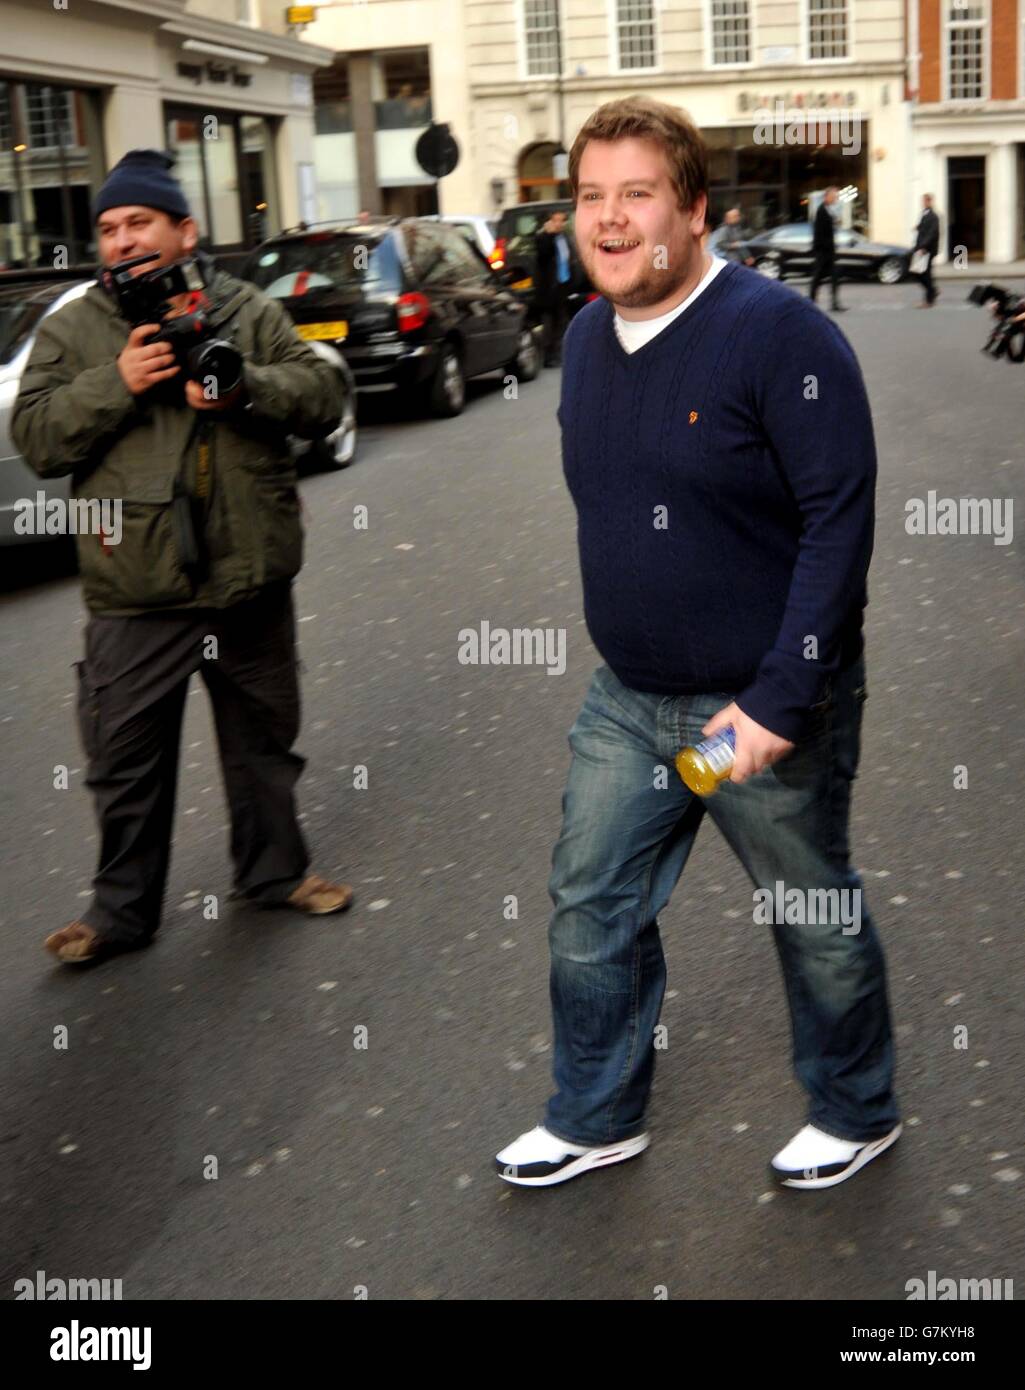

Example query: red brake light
[396,291,430,332]
[489,237,507,270]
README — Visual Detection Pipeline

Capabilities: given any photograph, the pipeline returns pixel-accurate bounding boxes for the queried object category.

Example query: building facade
[467,1,911,246]
[911,0,1025,261]
[0,0,334,271]
[283,0,478,221]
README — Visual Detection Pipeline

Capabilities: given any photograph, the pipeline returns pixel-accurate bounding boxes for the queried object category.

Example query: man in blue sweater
[496,97,901,1191]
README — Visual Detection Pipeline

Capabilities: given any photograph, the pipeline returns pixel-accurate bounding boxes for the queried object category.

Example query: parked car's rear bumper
[340,339,439,393]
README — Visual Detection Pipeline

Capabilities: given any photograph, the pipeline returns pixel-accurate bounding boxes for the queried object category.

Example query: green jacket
[11,260,345,615]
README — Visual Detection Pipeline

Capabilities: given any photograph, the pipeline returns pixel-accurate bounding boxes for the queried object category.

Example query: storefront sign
[286,5,316,23]
[738,90,858,113]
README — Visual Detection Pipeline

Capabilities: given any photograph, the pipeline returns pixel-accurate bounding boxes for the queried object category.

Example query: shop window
[375,50,432,130]
[166,107,275,250]
[0,79,105,270]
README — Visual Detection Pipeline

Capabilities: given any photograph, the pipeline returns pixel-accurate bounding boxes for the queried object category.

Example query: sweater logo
[688,410,699,425]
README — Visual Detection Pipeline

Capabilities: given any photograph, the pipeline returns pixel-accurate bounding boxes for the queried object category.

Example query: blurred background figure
[536,209,573,367]
[912,193,941,308]
[708,207,755,266]
[809,186,845,313]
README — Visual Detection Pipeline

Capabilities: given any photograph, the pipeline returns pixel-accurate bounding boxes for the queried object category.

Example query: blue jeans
[544,655,899,1147]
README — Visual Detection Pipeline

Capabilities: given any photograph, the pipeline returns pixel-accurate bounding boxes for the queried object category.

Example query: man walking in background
[536,209,574,367]
[809,186,845,313]
[912,193,941,308]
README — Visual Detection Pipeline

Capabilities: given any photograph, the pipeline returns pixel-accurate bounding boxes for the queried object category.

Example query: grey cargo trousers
[73,579,310,946]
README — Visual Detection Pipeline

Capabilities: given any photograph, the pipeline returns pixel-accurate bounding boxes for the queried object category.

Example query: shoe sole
[771,1123,902,1190]
[298,894,354,916]
[496,1133,650,1187]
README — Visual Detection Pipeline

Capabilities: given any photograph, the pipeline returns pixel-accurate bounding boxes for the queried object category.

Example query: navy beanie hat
[92,149,191,223]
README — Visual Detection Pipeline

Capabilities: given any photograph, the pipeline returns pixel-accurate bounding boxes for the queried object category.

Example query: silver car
[0,278,89,545]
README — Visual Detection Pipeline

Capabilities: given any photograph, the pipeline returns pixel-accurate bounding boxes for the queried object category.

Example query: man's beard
[582,236,695,310]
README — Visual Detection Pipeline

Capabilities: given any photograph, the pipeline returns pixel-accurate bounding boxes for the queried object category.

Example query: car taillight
[489,237,507,271]
[396,291,430,333]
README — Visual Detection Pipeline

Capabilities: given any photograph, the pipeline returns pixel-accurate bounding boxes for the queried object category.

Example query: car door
[445,228,522,372]
[410,222,489,377]
[835,229,873,279]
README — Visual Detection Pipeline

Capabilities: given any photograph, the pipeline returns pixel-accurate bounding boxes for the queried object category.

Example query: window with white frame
[946,1,986,99]
[710,1,750,66]
[524,0,561,77]
[808,0,849,61]
[616,0,657,70]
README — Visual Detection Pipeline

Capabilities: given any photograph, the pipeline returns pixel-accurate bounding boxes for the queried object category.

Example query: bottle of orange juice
[675,727,735,796]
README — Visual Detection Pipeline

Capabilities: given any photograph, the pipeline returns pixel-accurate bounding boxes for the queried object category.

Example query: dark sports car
[739,223,911,285]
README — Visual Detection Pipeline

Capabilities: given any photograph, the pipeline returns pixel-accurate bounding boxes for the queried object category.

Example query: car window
[499,208,576,263]
[0,289,68,366]
[405,223,486,288]
[775,225,812,244]
[440,227,492,285]
[247,232,404,298]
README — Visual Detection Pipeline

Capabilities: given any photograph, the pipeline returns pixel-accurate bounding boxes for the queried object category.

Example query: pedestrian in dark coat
[809,186,845,312]
[912,193,941,307]
[535,210,574,367]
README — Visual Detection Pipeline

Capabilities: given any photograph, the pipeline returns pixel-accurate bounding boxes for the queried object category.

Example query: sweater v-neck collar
[605,257,739,363]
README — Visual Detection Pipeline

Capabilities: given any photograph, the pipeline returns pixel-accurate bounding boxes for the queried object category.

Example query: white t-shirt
[613,254,729,354]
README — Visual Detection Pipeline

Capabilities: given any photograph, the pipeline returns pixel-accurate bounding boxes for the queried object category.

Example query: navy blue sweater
[557,260,877,742]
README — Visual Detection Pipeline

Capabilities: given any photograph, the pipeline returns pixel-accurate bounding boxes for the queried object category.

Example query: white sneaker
[771,1122,902,1190]
[495,1125,650,1187]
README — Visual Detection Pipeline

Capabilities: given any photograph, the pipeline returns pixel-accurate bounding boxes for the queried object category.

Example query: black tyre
[426,342,465,417]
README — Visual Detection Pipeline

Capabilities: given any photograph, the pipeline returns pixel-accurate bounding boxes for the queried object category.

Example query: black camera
[102,252,244,397]
[967,282,1025,363]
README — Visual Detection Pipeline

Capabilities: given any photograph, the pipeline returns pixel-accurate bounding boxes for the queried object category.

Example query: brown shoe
[285,874,354,916]
[44,921,107,965]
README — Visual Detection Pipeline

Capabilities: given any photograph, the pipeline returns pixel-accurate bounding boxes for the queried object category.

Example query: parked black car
[490,201,598,328]
[241,217,539,418]
[739,222,911,285]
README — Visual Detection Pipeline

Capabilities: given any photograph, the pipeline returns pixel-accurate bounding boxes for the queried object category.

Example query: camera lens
[188,339,243,398]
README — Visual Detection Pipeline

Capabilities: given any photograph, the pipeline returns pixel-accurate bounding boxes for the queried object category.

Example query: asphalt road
[2,275,1023,1301]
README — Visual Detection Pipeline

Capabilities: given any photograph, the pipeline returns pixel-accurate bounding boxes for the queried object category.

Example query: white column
[102,84,163,166]
[985,142,1016,263]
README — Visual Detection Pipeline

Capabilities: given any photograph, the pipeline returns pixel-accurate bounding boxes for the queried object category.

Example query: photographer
[12,149,355,966]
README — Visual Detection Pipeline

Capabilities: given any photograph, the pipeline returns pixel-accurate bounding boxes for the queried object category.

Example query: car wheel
[507,326,540,382]
[322,383,358,468]
[427,343,465,417]
[755,256,782,280]
[877,256,905,285]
